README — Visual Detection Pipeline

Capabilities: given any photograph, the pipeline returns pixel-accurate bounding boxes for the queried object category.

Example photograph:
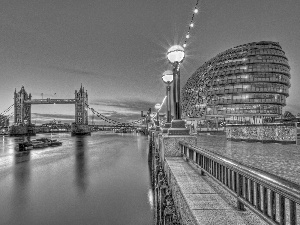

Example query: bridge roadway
[24,98,76,104]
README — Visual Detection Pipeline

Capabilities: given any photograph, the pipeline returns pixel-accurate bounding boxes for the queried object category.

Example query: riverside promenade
[150,132,300,225]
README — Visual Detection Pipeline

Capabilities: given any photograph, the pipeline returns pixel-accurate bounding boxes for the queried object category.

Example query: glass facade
[182,41,290,122]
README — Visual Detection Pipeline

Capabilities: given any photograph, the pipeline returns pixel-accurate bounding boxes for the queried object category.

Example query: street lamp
[162,70,173,133]
[154,103,161,127]
[166,45,189,135]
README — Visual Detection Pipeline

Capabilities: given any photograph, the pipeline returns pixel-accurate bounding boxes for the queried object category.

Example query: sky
[1,0,300,125]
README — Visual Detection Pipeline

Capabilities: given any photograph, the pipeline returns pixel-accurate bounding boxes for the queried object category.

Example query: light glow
[167,45,185,63]
[155,103,161,110]
[162,70,173,84]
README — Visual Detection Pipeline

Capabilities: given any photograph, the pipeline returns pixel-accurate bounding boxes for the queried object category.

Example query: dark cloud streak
[90,98,156,112]
[42,64,120,79]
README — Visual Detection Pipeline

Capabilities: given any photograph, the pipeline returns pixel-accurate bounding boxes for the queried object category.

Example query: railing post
[244,177,249,202]
[270,190,276,221]
[279,195,285,225]
[290,200,297,225]
[186,147,189,159]
[250,180,254,205]
[236,173,245,211]
[262,187,268,216]
[256,183,261,211]
[180,143,183,156]
[200,155,205,176]
[229,170,232,190]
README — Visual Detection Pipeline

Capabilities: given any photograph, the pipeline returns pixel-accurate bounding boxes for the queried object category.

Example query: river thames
[0,132,154,225]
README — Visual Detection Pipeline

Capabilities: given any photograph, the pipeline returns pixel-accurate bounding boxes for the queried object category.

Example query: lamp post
[167,45,189,135]
[162,70,173,133]
[155,103,161,126]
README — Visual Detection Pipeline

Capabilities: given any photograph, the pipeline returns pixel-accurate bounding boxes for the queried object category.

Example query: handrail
[179,141,300,225]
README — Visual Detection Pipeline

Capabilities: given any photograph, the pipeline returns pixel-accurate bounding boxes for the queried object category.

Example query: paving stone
[193,209,248,225]
[179,181,216,194]
[186,193,232,210]
[165,157,262,225]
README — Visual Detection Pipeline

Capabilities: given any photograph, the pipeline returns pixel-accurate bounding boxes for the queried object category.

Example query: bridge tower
[14,86,32,124]
[75,84,88,125]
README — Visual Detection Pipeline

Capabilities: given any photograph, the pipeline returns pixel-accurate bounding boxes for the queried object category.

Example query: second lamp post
[166,45,189,135]
[162,70,173,132]
[154,103,161,131]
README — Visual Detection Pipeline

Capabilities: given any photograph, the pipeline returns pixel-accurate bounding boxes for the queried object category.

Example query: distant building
[182,41,291,124]
[35,122,71,133]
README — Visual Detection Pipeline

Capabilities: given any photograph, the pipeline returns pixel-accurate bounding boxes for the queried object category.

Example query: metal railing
[179,141,300,225]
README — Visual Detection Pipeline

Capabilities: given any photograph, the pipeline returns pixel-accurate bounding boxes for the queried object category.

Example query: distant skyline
[1,0,300,124]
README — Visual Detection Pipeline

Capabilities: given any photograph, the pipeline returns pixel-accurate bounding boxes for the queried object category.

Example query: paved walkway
[196,135,300,185]
[166,157,267,225]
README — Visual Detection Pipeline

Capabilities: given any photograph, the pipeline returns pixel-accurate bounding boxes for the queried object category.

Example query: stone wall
[149,133,181,225]
[226,123,297,144]
[160,135,197,158]
[149,132,199,224]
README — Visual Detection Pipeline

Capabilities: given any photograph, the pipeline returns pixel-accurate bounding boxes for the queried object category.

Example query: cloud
[41,64,119,79]
[46,66,100,77]
[90,98,156,112]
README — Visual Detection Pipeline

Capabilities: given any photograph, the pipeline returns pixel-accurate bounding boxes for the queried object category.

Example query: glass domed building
[182,41,291,124]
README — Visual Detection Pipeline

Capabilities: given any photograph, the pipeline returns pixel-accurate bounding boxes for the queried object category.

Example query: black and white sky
[1,0,300,124]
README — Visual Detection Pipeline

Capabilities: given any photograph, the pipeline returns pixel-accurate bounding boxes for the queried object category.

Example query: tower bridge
[11,85,90,135]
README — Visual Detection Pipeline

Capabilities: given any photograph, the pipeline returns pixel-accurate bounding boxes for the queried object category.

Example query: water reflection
[147,188,154,210]
[2,136,5,153]
[74,136,88,193]
[0,133,154,224]
[13,151,31,206]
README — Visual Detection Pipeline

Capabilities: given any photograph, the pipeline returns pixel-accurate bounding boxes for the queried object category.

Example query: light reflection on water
[0,132,153,225]
[74,136,88,193]
[147,188,154,210]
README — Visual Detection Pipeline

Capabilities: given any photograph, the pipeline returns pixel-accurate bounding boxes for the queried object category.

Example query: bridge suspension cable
[85,103,134,127]
[85,95,167,127]
[0,112,14,123]
[0,104,14,116]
